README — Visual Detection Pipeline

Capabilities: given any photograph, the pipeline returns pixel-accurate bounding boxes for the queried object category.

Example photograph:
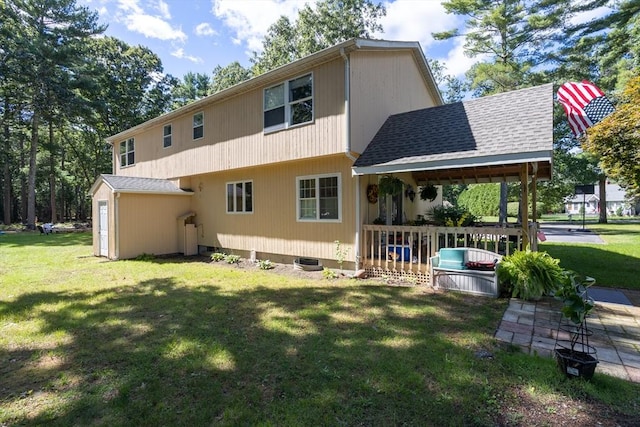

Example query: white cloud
[377,1,457,50]
[195,22,217,37]
[123,13,187,41]
[171,48,203,64]
[116,0,186,42]
[153,0,171,19]
[212,0,305,52]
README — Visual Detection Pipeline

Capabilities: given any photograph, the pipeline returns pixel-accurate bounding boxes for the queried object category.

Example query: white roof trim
[352,151,553,176]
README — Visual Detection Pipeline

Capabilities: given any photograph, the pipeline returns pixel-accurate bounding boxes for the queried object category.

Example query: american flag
[557,80,615,137]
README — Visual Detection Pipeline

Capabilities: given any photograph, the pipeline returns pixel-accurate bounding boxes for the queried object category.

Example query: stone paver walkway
[495,295,640,382]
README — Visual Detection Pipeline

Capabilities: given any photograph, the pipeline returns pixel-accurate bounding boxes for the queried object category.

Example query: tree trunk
[2,100,11,225]
[27,111,39,229]
[498,182,508,225]
[19,136,27,223]
[49,121,57,223]
[598,175,608,224]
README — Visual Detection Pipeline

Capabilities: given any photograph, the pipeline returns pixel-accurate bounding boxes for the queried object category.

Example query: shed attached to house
[90,174,194,260]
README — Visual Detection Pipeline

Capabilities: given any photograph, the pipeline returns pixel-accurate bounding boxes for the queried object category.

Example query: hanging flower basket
[419,183,438,201]
[378,175,404,196]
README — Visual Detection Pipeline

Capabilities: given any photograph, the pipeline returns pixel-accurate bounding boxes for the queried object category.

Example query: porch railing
[360,223,538,283]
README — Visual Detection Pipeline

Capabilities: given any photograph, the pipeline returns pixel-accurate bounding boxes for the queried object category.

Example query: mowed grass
[1,232,639,425]
[540,222,640,289]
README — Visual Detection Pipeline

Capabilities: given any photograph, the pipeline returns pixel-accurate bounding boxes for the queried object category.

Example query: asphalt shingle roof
[98,174,192,194]
[353,83,554,172]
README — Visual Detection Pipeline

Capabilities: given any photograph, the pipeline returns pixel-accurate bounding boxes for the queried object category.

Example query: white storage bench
[430,248,502,298]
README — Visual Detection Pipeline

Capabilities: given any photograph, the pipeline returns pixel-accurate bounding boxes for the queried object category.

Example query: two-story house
[91,38,554,275]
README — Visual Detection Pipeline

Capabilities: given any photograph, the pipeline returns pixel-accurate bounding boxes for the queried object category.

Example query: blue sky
[80,0,609,81]
[80,0,474,80]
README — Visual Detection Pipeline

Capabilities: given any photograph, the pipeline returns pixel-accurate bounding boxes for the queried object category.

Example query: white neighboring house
[565,182,639,216]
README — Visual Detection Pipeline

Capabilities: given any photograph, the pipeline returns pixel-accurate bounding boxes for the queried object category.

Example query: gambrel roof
[353,84,554,183]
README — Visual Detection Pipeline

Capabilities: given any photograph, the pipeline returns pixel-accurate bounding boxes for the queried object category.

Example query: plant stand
[554,316,598,380]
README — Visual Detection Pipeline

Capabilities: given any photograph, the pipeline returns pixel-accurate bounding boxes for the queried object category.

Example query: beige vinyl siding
[92,184,115,258]
[116,193,192,259]
[190,155,356,265]
[115,58,346,180]
[349,50,437,154]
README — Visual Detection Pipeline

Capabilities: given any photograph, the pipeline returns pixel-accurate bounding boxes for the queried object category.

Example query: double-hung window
[119,138,134,167]
[296,174,340,222]
[193,112,204,140]
[264,73,313,132]
[226,181,253,213]
[163,124,172,148]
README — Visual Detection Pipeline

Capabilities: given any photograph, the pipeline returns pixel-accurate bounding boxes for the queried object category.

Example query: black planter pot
[555,348,599,380]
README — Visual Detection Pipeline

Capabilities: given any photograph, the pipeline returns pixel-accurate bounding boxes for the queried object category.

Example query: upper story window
[163,124,172,148]
[296,173,340,222]
[193,112,204,140]
[119,138,134,167]
[264,73,313,132]
[227,181,253,213]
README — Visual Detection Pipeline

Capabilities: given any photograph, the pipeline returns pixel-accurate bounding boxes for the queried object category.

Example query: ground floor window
[296,173,341,221]
[227,181,253,213]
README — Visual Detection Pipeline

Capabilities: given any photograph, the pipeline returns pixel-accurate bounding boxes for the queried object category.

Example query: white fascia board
[352,150,552,175]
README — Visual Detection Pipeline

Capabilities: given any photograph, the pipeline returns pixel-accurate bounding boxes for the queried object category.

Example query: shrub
[428,205,478,227]
[458,184,499,217]
[211,252,226,262]
[322,267,338,279]
[497,250,565,300]
[225,254,241,264]
[257,259,274,270]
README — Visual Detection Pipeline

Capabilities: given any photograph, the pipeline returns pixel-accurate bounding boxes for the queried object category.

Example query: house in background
[91,38,554,274]
[565,182,639,216]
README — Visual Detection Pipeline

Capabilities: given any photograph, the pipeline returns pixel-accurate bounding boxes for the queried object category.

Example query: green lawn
[1,232,639,425]
[540,222,640,290]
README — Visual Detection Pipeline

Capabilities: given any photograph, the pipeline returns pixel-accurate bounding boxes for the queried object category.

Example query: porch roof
[352,83,554,184]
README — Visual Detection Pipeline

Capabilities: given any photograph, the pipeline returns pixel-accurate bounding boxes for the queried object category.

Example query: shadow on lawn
[0,277,508,425]
[1,276,635,425]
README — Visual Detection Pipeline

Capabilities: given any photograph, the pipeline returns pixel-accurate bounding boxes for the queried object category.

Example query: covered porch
[352,84,554,284]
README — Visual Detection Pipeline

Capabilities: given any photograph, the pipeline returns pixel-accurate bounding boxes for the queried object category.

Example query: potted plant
[378,175,404,197]
[553,271,598,380]
[419,183,438,201]
[496,250,565,300]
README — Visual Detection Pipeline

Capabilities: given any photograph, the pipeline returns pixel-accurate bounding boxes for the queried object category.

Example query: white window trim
[163,123,172,148]
[296,173,341,223]
[263,72,314,133]
[193,112,204,140]
[226,180,254,214]
[119,137,135,168]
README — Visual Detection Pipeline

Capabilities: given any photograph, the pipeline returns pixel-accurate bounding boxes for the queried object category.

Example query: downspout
[115,192,120,260]
[340,47,361,269]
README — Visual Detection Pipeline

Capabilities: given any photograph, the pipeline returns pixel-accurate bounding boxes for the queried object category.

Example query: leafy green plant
[225,254,241,264]
[134,253,156,261]
[428,205,478,227]
[334,240,349,272]
[257,259,274,270]
[378,175,404,196]
[210,252,226,262]
[322,267,338,279]
[554,271,596,325]
[496,250,565,300]
[419,183,438,201]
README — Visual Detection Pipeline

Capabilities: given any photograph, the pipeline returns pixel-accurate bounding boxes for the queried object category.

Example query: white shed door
[99,202,108,256]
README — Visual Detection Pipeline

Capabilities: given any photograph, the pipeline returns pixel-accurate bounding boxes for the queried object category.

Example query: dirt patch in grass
[497,386,638,426]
